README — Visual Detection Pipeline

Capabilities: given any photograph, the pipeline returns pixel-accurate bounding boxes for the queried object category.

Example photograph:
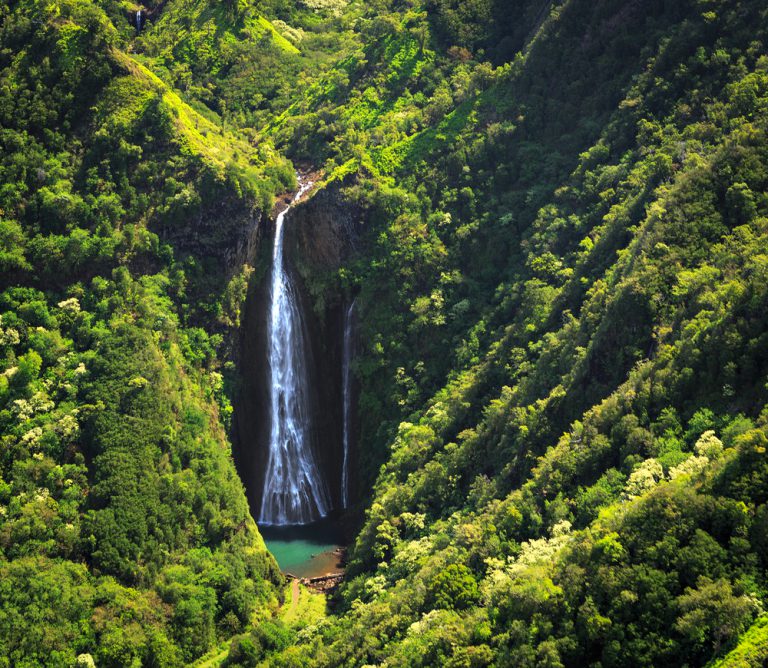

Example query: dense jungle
[1,0,768,665]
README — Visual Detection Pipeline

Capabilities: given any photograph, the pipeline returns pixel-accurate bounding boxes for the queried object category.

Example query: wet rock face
[284,185,361,276]
[232,181,363,520]
[232,247,272,517]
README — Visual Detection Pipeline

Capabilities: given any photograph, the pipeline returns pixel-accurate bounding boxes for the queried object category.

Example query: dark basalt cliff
[284,182,362,278]
[156,192,268,275]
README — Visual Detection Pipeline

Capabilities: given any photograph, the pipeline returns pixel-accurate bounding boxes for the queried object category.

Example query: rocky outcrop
[284,182,362,281]
[228,206,269,273]
[158,196,267,274]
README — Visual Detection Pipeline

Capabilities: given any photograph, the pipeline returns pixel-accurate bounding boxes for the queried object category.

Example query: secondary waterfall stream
[259,180,331,525]
[341,298,356,508]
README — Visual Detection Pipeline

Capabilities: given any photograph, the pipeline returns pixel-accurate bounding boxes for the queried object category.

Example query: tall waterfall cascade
[341,298,356,508]
[259,180,331,525]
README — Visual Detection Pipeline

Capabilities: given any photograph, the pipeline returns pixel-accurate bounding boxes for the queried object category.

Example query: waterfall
[135,10,142,32]
[341,298,356,508]
[259,179,331,525]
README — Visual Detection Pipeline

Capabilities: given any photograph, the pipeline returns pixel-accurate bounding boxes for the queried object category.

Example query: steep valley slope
[1,0,768,666]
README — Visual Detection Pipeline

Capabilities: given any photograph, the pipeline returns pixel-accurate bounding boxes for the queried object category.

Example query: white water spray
[341,298,356,508]
[259,179,330,525]
[135,10,142,32]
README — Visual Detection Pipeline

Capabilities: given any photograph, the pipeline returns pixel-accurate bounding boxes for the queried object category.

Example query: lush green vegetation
[3,0,768,665]
[244,0,768,666]
[0,0,291,663]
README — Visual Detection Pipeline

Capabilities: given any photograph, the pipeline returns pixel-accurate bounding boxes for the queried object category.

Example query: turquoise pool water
[260,520,345,578]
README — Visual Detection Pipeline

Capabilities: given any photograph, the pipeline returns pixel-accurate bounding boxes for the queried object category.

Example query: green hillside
[2,0,768,666]
[0,0,290,663]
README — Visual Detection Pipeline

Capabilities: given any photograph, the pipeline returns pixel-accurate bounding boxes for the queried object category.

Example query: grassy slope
[709,616,768,668]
